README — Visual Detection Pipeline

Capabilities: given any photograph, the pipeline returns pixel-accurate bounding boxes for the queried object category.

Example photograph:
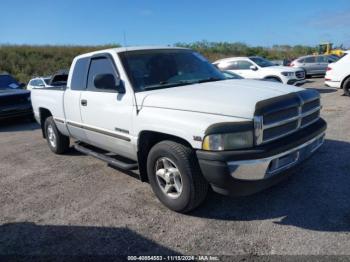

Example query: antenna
[123,31,128,50]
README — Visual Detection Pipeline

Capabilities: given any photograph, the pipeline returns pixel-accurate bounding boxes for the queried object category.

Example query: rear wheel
[343,77,350,96]
[147,140,208,213]
[44,117,70,154]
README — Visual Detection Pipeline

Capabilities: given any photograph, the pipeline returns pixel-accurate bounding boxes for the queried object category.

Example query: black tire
[44,116,70,154]
[343,77,350,96]
[147,140,208,213]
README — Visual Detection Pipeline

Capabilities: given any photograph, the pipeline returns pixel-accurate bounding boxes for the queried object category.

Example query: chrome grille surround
[254,90,321,145]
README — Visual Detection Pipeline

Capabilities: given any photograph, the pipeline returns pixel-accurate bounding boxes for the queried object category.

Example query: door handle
[81,99,87,106]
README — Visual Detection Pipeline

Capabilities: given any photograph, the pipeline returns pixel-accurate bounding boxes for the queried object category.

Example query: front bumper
[325,80,341,88]
[197,118,326,196]
[287,78,306,86]
[0,104,33,120]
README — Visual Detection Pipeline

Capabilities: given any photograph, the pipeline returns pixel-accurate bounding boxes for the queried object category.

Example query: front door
[316,56,329,74]
[232,60,257,79]
[79,55,136,160]
[304,56,317,75]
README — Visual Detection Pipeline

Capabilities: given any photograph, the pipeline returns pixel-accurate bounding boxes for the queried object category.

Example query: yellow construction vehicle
[316,42,344,57]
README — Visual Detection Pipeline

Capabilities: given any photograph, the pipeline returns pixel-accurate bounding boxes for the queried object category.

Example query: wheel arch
[340,74,350,89]
[137,130,194,182]
[263,75,283,82]
[39,107,52,138]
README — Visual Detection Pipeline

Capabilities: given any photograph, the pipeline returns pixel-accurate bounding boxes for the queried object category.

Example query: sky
[1,0,350,47]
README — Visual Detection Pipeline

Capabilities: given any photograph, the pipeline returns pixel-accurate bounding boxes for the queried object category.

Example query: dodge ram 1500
[31,47,327,212]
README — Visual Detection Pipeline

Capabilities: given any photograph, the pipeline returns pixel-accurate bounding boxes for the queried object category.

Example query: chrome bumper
[228,132,325,180]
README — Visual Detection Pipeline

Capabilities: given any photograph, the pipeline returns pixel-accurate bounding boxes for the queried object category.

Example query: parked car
[0,73,33,120]
[27,76,52,90]
[31,47,326,213]
[325,51,350,95]
[221,70,281,83]
[271,59,291,66]
[290,55,338,77]
[213,56,306,85]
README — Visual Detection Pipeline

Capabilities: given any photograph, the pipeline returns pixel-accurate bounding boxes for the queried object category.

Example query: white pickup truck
[31,47,327,213]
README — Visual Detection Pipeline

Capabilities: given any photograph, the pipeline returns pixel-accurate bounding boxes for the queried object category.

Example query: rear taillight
[290,63,294,67]
[326,67,332,71]
[325,78,331,81]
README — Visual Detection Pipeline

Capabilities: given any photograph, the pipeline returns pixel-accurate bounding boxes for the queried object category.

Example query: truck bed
[31,87,66,125]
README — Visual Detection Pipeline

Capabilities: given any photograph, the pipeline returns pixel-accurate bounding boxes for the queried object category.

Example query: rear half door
[64,57,89,142]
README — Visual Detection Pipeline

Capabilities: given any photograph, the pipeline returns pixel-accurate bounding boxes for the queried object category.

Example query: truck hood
[135,79,304,119]
[0,89,30,97]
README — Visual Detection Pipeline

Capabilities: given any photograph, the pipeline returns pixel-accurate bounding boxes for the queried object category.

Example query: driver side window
[237,60,253,70]
[87,57,119,92]
[220,61,239,70]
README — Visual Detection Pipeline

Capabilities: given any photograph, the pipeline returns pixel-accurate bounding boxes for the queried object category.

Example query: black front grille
[255,90,321,145]
[0,93,30,107]
[302,99,320,113]
[263,120,299,141]
[301,111,319,127]
[263,107,299,125]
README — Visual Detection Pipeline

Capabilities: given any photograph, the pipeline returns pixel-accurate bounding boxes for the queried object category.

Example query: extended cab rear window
[70,57,89,90]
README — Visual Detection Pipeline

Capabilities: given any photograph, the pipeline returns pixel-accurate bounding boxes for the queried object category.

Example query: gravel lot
[0,78,349,258]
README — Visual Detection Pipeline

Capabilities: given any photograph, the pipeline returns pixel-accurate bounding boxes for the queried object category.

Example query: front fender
[134,107,250,149]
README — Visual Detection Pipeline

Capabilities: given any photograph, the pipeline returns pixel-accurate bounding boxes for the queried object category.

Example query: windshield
[0,75,20,90]
[249,57,275,67]
[119,49,225,92]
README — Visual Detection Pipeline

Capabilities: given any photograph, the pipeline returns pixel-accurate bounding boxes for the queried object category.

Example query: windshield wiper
[195,77,223,84]
[143,77,223,91]
[143,80,195,90]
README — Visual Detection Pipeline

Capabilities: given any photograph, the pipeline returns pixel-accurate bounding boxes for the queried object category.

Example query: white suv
[213,56,306,85]
[325,51,350,95]
[27,77,52,90]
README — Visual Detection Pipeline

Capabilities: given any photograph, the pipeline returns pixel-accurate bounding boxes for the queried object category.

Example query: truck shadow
[0,222,180,256]
[308,87,338,94]
[0,118,40,132]
[192,139,350,232]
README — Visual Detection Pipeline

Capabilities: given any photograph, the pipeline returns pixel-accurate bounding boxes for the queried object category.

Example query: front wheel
[44,116,70,154]
[147,140,208,213]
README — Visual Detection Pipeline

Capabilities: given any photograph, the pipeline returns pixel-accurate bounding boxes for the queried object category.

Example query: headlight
[281,72,295,77]
[202,131,253,151]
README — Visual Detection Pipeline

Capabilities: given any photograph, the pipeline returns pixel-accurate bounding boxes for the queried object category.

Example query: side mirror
[250,65,258,71]
[94,74,124,93]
